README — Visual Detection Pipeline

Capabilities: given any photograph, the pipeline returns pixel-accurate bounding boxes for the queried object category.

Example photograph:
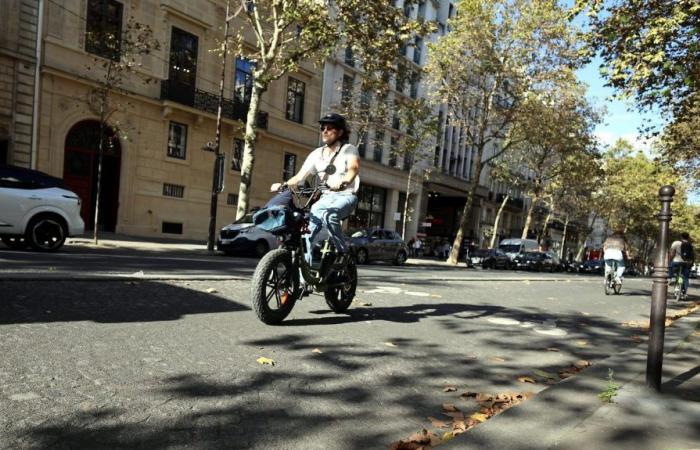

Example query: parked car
[217,212,279,257]
[498,238,539,260]
[481,249,513,269]
[580,259,604,274]
[349,228,409,265]
[512,252,539,270]
[0,165,84,251]
[468,248,491,266]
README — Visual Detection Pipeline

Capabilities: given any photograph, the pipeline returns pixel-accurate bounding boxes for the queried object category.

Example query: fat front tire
[251,248,298,325]
[324,259,357,313]
[25,216,66,252]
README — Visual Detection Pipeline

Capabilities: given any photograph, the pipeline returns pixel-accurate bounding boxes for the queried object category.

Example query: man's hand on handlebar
[326,177,347,191]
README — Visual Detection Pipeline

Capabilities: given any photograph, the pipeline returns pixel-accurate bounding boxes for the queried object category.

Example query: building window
[418,1,426,18]
[163,183,185,198]
[85,0,123,60]
[162,222,183,234]
[167,122,187,159]
[235,57,255,104]
[389,136,399,167]
[373,130,384,163]
[344,46,354,67]
[410,72,420,99]
[358,138,367,158]
[285,77,305,123]
[349,184,387,231]
[413,37,423,65]
[283,153,297,181]
[227,193,238,205]
[167,27,199,105]
[403,153,413,171]
[231,139,243,171]
[341,74,354,106]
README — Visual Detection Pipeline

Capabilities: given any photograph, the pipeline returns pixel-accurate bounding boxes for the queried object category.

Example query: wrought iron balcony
[160,79,263,126]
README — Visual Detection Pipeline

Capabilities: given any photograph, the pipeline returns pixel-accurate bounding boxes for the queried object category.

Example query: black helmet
[318,113,350,141]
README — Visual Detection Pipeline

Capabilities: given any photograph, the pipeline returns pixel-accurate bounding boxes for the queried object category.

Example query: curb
[444,310,700,449]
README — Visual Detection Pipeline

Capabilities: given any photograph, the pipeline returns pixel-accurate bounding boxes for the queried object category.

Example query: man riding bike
[270,113,360,265]
[669,232,695,300]
[603,230,629,287]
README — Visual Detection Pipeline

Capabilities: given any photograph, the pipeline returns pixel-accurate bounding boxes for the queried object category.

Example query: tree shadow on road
[0,280,248,324]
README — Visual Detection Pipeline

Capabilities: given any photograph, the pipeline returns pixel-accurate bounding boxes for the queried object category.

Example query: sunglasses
[319,125,338,132]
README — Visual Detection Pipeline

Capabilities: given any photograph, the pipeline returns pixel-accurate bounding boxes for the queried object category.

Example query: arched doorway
[63,120,122,232]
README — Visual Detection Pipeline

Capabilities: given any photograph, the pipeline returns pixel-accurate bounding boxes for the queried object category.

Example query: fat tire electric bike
[250,185,357,325]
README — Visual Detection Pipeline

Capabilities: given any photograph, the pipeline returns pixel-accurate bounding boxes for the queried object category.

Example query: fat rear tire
[324,259,357,313]
[251,249,298,325]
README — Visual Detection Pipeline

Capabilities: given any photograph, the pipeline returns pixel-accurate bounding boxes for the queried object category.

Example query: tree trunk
[236,84,264,220]
[559,215,569,259]
[521,198,537,239]
[401,168,413,240]
[489,193,509,249]
[93,101,106,245]
[447,156,483,264]
[539,203,553,246]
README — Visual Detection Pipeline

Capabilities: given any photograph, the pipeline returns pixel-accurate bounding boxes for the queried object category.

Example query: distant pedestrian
[413,237,422,257]
[408,237,415,257]
[440,240,451,259]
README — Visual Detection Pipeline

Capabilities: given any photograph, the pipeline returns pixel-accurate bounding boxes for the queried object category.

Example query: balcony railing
[160,79,268,129]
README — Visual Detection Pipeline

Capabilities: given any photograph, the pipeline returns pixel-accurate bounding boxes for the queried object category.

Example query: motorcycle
[250,184,357,325]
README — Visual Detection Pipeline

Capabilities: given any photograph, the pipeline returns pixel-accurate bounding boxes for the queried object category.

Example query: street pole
[207,0,232,251]
[645,185,675,391]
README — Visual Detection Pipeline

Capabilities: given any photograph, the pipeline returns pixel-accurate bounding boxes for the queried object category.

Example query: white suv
[0,165,84,251]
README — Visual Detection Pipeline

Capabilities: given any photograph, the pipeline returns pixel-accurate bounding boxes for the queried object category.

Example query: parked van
[498,238,539,260]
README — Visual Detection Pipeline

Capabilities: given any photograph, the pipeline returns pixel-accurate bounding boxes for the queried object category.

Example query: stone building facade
[33,0,322,239]
[0,0,41,167]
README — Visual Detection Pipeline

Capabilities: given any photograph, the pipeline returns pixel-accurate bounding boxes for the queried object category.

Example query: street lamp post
[207,0,234,251]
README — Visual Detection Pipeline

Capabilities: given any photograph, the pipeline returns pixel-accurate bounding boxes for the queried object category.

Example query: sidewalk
[447,309,700,450]
[67,232,209,253]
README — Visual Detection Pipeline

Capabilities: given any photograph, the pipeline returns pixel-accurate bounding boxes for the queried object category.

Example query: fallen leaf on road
[488,356,506,363]
[256,357,275,366]
[443,386,457,392]
[385,342,398,347]
[470,412,489,423]
[517,376,536,384]
[533,369,558,380]
[311,348,323,354]
[574,360,591,368]
[631,335,643,343]
[430,294,442,298]
[576,340,588,347]
[442,431,455,442]
[546,347,560,352]
[427,416,449,428]
[460,391,477,398]
[205,288,218,294]
[442,403,459,412]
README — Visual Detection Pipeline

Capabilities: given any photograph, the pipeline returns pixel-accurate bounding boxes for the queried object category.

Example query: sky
[576,59,699,205]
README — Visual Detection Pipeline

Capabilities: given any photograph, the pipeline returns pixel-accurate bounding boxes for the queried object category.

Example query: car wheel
[1,236,27,250]
[394,250,407,266]
[254,240,269,258]
[356,248,369,265]
[25,215,66,252]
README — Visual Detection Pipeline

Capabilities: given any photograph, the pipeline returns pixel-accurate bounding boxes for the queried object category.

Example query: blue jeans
[670,262,691,294]
[307,193,358,259]
[604,259,625,280]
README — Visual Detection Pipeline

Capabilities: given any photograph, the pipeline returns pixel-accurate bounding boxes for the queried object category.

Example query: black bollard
[645,185,675,391]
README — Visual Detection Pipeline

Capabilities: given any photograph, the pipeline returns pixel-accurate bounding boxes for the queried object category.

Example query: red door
[63,121,121,232]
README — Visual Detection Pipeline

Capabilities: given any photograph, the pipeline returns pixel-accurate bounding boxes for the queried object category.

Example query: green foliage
[598,369,621,404]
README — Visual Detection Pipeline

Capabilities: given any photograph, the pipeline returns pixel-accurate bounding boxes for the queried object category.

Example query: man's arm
[328,154,360,190]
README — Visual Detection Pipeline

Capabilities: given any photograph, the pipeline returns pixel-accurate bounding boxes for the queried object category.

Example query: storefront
[348,184,387,232]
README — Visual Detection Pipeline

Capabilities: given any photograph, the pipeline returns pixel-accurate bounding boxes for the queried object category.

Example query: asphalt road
[1,245,697,449]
